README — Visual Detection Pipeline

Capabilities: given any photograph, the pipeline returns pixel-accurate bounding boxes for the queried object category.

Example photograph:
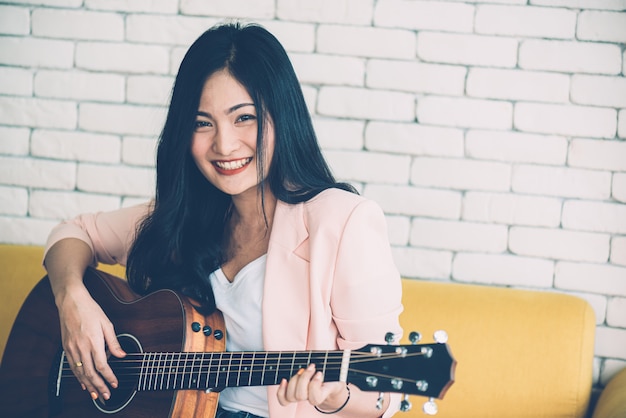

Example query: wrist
[315,384,350,414]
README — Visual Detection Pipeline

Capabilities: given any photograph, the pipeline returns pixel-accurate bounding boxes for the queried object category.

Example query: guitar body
[0,268,225,418]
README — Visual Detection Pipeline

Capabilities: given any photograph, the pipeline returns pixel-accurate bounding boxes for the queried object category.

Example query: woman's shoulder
[303,187,384,222]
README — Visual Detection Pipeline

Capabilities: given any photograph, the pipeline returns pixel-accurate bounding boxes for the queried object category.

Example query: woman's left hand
[276,363,349,410]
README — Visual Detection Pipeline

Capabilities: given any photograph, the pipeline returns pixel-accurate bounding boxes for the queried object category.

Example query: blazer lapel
[262,200,311,350]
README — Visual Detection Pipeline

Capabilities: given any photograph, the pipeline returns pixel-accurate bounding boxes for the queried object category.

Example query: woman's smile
[213,157,253,175]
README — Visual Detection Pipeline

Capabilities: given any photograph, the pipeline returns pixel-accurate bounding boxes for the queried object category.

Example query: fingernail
[307,363,315,371]
[314,371,323,380]
[103,393,110,400]
[111,382,118,389]
[81,384,86,391]
[90,392,98,400]
[297,368,305,376]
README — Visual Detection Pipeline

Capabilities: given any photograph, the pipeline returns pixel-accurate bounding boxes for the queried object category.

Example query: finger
[295,364,316,401]
[97,325,125,389]
[276,378,289,406]
[307,371,325,405]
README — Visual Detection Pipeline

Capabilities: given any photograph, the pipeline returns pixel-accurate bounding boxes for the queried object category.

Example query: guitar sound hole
[92,334,142,414]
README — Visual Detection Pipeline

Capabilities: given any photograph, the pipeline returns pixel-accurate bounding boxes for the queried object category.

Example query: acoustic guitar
[0,267,455,417]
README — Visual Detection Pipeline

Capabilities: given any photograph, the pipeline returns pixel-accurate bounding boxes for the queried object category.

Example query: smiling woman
[40,22,404,418]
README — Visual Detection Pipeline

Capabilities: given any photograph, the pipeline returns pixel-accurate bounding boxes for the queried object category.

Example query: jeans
[215,406,266,418]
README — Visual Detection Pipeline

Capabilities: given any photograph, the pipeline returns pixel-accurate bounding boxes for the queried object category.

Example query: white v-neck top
[209,254,268,417]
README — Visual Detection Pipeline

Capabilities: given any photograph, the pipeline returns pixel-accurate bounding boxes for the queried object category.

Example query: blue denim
[215,406,266,418]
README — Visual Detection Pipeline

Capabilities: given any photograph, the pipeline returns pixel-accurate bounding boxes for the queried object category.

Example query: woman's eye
[194,120,212,130]
[237,114,256,123]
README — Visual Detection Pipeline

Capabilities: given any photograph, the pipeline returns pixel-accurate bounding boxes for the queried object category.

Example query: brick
[32,9,123,41]
[277,0,373,24]
[563,200,626,234]
[600,359,626,386]
[452,253,554,287]
[463,192,562,227]
[418,96,512,130]
[317,87,415,121]
[512,165,611,199]
[126,14,219,46]
[374,0,474,32]
[519,39,622,74]
[417,32,517,67]
[514,102,617,138]
[571,75,626,108]
[84,0,178,13]
[0,97,77,129]
[411,157,511,192]
[122,136,157,167]
[385,215,410,246]
[313,118,364,150]
[0,66,32,96]
[324,150,410,184]
[511,227,610,262]
[578,11,626,43]
[31,129,121,163]
[180,0,275,19]
[607,297,626,328]
[366,122,464,157]
[318,25,416,59]
[261,21,316,53]
[77,163,155,197]
[127,75,174,106]
[475,5,576,38]
[532,0,626,10]
[79,103,166,136]
[29,190,120,220]
[612,237,626,266]
[620,110,626,139]
[0,5,30,35]
[367,59,466,96]
[301,85,317,116]
[34,70,124,102]
[0,36,73,68]
[569,138,626,171]
[410,219,508,253]
[392,247,452,280]
[0,186,28,216]
[595,326,626,360]
[0,216,57,246]
[8,0,82,6]
[76,42,169,74]
[364,184,462,219]
[0,156,75,190]
[466,130,567,165]
[467,68,569,103]
[291,53,364,86]
[0,126,30,156]
[614,173,626,203]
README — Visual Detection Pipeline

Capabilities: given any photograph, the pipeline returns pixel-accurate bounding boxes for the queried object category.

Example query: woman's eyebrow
[196,103,255,118]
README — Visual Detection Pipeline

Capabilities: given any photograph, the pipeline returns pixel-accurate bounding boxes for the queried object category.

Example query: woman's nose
[212,126,240,155]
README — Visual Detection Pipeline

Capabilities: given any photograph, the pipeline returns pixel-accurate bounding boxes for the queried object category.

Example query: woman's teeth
[215,157,252,170]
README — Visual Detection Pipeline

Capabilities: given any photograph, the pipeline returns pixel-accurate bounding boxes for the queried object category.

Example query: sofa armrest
[593,367,626,418]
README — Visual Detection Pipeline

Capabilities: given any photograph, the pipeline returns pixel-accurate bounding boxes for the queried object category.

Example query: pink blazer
[45,188,404,417]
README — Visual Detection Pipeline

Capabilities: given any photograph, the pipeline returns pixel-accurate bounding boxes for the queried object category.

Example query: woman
[44,22,403,418]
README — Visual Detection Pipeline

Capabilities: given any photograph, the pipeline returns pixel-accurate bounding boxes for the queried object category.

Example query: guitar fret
[261,352,268,386]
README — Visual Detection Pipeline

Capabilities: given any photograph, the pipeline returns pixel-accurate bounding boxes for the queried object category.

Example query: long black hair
[126,22,356,313]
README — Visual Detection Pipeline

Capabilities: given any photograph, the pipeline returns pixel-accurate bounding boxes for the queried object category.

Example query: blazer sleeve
[44,202,152,267]
[330,198,404,417]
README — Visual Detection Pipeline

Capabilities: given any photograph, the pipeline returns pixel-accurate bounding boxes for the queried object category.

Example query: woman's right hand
[55,282,126,401]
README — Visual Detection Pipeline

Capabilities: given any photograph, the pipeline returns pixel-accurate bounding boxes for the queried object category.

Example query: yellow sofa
[1,244,624,417]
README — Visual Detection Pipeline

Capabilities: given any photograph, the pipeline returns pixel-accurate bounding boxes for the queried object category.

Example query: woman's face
[190,69,274,198]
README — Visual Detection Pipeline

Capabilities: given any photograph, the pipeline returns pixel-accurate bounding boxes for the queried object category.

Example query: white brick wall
[0,0,624,390]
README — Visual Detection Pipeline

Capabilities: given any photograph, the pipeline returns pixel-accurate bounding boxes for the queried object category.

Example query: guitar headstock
[348,331,455,414]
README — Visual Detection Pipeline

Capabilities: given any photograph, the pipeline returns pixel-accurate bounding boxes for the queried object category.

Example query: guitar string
[59,351,432,387]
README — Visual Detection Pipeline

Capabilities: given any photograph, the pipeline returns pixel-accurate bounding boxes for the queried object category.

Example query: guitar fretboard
[108,351,346,391]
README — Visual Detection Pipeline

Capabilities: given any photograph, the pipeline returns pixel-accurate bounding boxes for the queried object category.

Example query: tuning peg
[422,398,438,415]
[409,331,421,344]
[400,394,412,412]
[433,330,448,344]
[385,332,395,344]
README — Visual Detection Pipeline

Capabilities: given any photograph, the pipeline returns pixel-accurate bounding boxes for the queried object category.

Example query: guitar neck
[112,350,346,392]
